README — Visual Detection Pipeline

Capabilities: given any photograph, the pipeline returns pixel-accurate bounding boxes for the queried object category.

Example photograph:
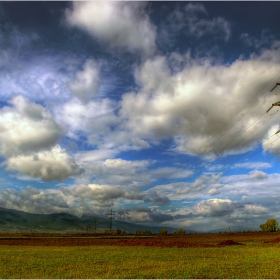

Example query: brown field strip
[1,231,280,247]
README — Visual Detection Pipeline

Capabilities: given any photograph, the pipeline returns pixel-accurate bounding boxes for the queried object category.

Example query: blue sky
[1,1,280,232]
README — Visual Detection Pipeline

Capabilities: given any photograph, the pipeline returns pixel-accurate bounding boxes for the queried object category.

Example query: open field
[1,232,280,278]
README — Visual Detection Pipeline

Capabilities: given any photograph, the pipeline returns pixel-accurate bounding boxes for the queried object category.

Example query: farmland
[1,231,280,278]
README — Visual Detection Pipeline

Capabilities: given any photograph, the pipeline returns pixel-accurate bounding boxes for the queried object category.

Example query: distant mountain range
[0,207,194,234]
[206,225,259,233]
[0,207,259,234]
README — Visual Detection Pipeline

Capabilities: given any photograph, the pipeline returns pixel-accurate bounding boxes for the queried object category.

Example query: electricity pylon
[107,208,115,234]
[94,219,98,234]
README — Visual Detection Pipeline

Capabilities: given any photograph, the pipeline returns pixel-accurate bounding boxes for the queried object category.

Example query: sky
[1,1,280,232]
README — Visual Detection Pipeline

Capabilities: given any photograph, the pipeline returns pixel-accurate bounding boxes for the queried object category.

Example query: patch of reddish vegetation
[0,237,118,246]
[114,239,214,248]
[115,240,166,247]
[217,239,246,246]
[265,237,280,243]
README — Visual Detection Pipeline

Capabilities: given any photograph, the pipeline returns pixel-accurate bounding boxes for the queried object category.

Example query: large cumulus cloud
[120,48,280,158]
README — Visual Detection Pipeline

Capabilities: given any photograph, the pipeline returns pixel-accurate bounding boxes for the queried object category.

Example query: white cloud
[262,125,280,155]
[184,2,231,41]
[68,59,101,103]
[149,167,193,180]
[6,145,82,182]
[74,156,152,187]
[208,188,221,195]
[65,2,157,58]
[54,97,118,141]
[146,173,222,203]
[158,2,231,47]
[103,158,149,170]
[117,206,174,224]
[54,47,280,162]
[0,51,78,102]
[249,170,268,180]
[195,198,238,217]
[244,204,268,214]
[240,30,275,50]
[55,97,151,153]
[0,95,64,157]
[0,187,69,214]
[61,183,148,207]
[74,149,117,164]
[233,162,272,170]
[207,172,280,212]
[120,48,280,157]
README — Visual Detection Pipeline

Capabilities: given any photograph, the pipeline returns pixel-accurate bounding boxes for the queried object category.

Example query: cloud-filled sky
[1,1,280,232]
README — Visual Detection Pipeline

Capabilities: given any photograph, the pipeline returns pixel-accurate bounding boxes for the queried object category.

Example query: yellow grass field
[1,232,280,279]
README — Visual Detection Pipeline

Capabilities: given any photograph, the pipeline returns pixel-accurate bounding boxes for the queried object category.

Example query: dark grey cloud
[144,192,170,206]
[195,199,244,218]
[117,206,175,224]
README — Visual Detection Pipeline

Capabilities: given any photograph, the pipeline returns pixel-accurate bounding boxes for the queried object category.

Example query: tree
[178,228,186,234]
[260,219,279,232]
[159,228,168,235]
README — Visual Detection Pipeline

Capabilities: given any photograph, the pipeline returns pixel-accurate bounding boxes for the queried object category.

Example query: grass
[1,244,280,278]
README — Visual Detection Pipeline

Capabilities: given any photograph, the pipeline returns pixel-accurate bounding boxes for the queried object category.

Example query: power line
[171,110,272,189]
[149,78,280,210]
[149,74,280,193]
[172,134,280,207]
[169,108,279,205]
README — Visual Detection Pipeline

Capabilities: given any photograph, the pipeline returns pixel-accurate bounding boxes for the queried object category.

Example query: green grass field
[1,243,280,278]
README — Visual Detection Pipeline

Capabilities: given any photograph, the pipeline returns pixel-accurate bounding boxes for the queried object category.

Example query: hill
[207,225,259,233]
[0,207,192,234]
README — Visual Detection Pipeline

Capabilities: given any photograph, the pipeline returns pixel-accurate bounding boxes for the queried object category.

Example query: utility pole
[94,219,98,234]
[266,83,280,113]
[267,82,280,134]
[107,208,115,234]
[270,82,280,92]
[85,225,91,234]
